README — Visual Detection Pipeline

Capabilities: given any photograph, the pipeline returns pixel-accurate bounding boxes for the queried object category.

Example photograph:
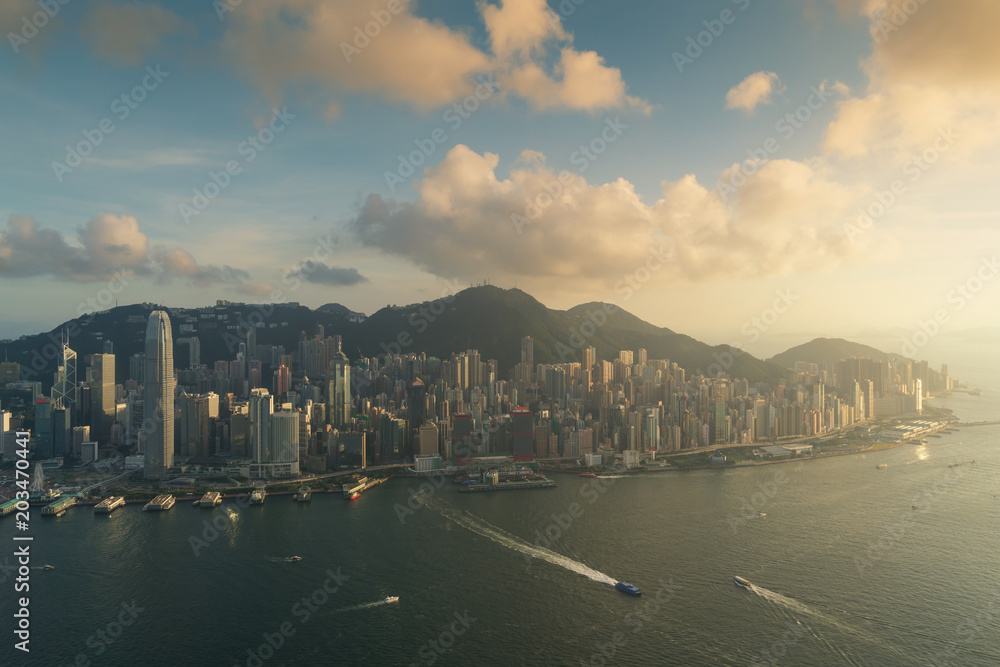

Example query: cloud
[726,71,785,113]
[824,0,1000,159]
[350,145,857,289]
[221,0,647,114]
[287,261,369,286]
[0,214,252,288]
[79,1,183,66]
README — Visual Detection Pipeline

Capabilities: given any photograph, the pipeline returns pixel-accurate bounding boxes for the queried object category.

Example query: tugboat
[615,581,642,596]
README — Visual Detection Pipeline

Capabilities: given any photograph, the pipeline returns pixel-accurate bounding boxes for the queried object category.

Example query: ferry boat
[250,488,267,505]
[343,477,369,500]
[383,596,400,604]
[615,581,642,596]
[95,496,125,514]
[199,491,222,508]
[143,494,176,511]
[293,487,312,502]
[733,576,753,590]
[578,472,598,478]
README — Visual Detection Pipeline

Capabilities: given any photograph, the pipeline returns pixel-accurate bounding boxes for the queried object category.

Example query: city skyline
[2,0,999,350]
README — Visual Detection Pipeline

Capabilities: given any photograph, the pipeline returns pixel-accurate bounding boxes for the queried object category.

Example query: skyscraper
[328,352,351,428]
[143,311,175,480]
[90,353,115,443]
[249,388,273,463]
[521,336,533,382]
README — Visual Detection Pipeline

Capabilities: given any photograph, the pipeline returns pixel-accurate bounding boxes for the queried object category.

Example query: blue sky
[2,0,999,356]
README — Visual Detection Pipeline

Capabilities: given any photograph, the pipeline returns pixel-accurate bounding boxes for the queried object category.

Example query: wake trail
[751,585,909,663]
[335,599,397,613]
[437,507,618,587]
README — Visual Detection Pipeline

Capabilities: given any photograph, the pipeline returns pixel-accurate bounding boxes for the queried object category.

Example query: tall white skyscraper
[143,311,175,480]
[328,351,351,428]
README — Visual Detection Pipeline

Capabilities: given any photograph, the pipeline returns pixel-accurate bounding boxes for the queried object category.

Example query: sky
[2,0,999,358]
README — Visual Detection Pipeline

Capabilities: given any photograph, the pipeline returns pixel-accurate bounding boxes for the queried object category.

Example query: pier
[42,496,77,517]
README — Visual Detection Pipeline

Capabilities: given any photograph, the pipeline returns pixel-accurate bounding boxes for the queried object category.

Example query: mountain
[2,286,786,389]
[767,337,900,369]
[317,303,365,319]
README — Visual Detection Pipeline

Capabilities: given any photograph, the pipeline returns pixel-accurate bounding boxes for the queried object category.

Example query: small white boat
[288,556,302,562]
[383,596,399,604]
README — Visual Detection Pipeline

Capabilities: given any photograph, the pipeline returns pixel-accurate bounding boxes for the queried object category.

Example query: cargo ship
[143,494,176,511]
[293,487,312,502]
[199,491,222,508]
[95,496,125,514]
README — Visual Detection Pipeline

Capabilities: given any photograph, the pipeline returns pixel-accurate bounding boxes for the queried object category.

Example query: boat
[615,581,642,596]
[383,596,400,604]
[288,556,302,562]
[343,477,370,500]
[972,460,978,465]
[578,472,598,478]
[95,496,125,514]
[43,564,55,571]
[876,464,888,469]
[199,491,222,508]
[293,487,312,502]
[912,505,919,510]
[143,494,176,511]
[757,512,766,518]
[250,487,266,505]
[733,576,753,590]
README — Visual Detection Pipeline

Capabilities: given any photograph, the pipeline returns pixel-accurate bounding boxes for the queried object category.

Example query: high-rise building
[52,343,77,411]
[405,379,427,459]
[418,422,439,456]
[90,353,115,443]
[511,408,534,456]
[273,365,291,397]
[143,311,175,480]
[328,352,351,428]
[520,336,534,382]
[249,388,273,463]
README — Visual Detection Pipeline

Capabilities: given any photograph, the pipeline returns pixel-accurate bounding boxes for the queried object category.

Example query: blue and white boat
[615,581,641,596]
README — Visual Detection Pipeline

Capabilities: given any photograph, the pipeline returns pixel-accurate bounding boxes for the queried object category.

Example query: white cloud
[221,0,647,115]
[351,145,857,290]
[0,213,251,288]
[726,71,785,114]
